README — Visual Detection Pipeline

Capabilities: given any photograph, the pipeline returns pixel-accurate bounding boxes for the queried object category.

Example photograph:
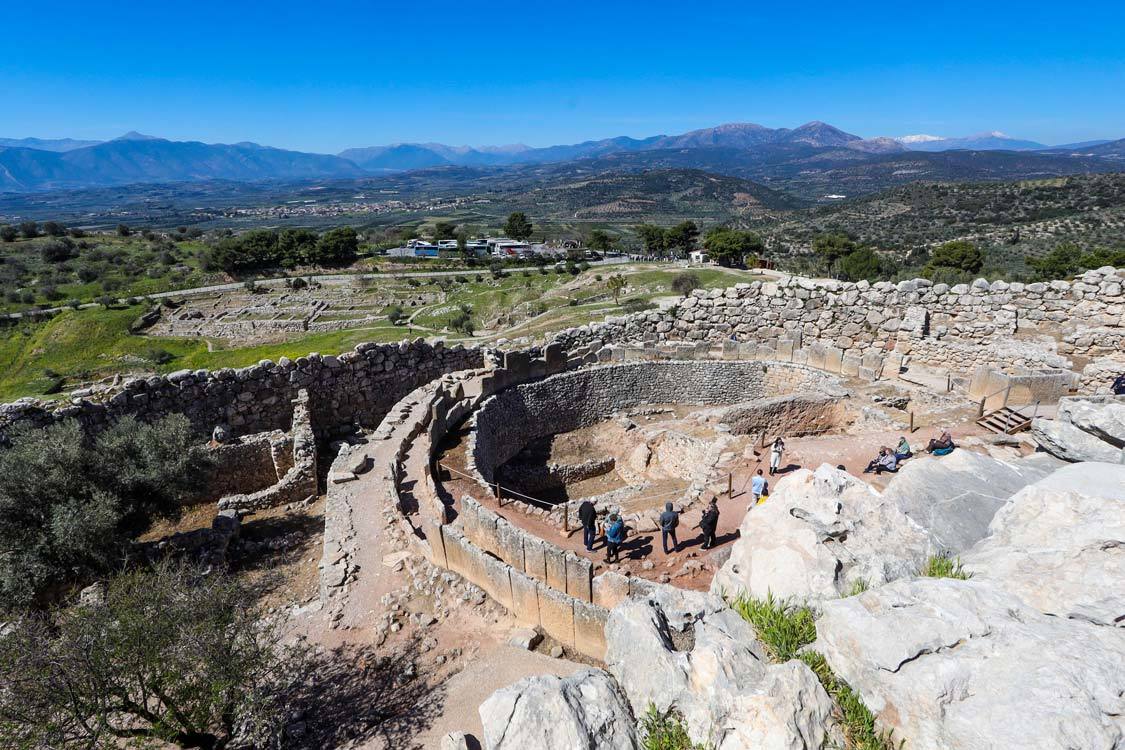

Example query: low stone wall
[469,361,840,490]
[497,457,616,494]
[0,339,484,442]
[218,390,318,512]
[700,394,845,437]
[550,267,1125,381]
[205,430,289,499]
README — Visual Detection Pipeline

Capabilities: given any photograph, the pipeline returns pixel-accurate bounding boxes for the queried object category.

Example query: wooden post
[946,373,952,392]
[728,473,733,497]
[978,399,986,418]
[909,411,915,433]
[562,500,569,532]
[494,482,502,506]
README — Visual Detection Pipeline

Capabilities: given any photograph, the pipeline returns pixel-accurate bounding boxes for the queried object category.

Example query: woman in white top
[770,437,785,476]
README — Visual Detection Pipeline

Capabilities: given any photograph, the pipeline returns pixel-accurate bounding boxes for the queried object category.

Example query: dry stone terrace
[2,267,1124,750]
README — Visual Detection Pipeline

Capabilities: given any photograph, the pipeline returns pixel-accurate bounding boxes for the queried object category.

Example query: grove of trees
[205,226,359,273]
[703,227,764,267]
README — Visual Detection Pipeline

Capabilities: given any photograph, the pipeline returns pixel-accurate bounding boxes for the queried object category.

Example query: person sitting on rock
[926,429,954,454]
[696,498,720,550]
[895,436,913,462]
[604,513,626,564]
[863,447,898,475]
[659,502,680,554]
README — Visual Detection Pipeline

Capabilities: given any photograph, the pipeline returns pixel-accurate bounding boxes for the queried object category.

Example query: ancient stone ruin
[2,268,1123,749]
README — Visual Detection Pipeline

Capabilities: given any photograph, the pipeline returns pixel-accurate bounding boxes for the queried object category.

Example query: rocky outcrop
[880,449,1061,553]
[711,465,927,603]
[963,462,1125,627]
[605,586,834,750]
[478,669,639,750]
[1032,395,1125,462]
[815,578,1125,750]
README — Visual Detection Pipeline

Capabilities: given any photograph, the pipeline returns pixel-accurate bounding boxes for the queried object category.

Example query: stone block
[841,354,861,377]
[509,569,541,628]
[536,583,575,650]
[806,345,827,370]
[523,536,548,582]
[775,339,794,362]
[495,518,526,572]
[422,520,447,567]
[544,343,567,374]
[503,350,531,379]
[858,366,878,382]
[573,601,609,661]
[479,552,514,610]
[823,346,843,373]
[440,526,469,577]
[564,552,593,603]
[544,545,568,591]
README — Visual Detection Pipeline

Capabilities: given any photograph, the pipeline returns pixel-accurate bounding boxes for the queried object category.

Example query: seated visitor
[895,436,912,461]
[864,447,898,474]
[926,429,954,454]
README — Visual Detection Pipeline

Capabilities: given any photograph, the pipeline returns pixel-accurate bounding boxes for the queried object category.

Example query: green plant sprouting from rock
[921,554,971,580]
[729,592,817,663]
[640,704,709,750]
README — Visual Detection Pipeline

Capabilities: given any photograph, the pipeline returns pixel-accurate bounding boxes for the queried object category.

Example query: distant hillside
[901,132,1047,152]
[0,136,365,192]
[0,137,102,152]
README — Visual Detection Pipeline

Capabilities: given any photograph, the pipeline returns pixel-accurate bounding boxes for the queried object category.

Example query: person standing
[750,469,767,506]
[578,499,598,552]
[770,437,785,476]
[659,502,680,554]
[698,498,720,550]
[604,513,625,564]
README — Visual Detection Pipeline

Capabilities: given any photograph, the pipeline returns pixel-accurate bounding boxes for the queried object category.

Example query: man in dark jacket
[1113,373,1125,395]
[698,499,720,550]
[659,502,680,554]
[578,499,598,551]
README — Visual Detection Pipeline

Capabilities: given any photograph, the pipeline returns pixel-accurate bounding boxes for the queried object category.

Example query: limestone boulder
[605,586,834,750]
[478,669,639,750]
[1031,417,1123,462]
[1058,396,1125,447]
[880,450,1062,553]
[815,578,1125,750]
[963,462,1125,626]
[711,465,927,603]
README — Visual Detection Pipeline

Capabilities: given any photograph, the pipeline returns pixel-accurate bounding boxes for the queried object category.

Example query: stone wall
[217,389,319,512]
[551,267,1125,381]
[205,430,289,499]
[0,339,484,442]
[469,361,840,488]
[699,394,845,437]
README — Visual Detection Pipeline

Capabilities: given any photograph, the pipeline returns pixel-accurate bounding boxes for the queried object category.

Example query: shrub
[144,347,176,365]
[730,592,816,663]
[0,562,309,749]
[0,225,17,242]
[672,272,702,296]
[0,416,214,609]
[921,554,971,580]
[640,704,706,750]
[846,579,870,597]
[539,267,549,275]
[447,309,475,335]
[406,278,421,287]
[386,305,406,325]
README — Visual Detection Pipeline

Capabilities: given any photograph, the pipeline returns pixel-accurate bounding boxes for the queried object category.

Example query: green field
[0,265,766,400]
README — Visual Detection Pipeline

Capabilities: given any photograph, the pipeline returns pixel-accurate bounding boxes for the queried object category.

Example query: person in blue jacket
[604,513,626,563]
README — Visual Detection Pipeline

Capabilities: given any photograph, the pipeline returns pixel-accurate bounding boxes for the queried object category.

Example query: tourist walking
[769,437,785,476]
[750,469,767,505]
[604,513,626,563]
[697,498,720,550]
[578,499,598,551]
[659,501,680,554]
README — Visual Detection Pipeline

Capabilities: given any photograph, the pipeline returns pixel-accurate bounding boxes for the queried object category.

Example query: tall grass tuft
[730,592,817,663]
[799,652,903,750]
[640,704,709,750]
[921,554,971,580]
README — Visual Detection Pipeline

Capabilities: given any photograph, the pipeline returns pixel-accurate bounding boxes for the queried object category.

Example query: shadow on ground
[295,637,446,750]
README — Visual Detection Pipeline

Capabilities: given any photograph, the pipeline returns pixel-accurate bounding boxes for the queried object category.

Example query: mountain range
[1,122,1122,195]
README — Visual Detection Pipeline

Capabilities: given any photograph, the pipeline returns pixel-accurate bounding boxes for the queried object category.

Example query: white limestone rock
[880,450,1062,553]
[1058,395,1125,447]
[605,586,834,750]
[963,462,1125,626]
[1031,416,1123,463]
[478,669,639,750]
[815,578,1125,750]
[711,465,927,602]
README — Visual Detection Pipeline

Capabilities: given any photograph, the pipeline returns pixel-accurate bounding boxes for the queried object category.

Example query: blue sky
[2,0,1124,152]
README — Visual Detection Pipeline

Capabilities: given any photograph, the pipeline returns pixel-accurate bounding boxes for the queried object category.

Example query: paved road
[1,257,635,320]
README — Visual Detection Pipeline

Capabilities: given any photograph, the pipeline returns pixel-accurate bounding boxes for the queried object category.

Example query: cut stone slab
[507,627,543,650]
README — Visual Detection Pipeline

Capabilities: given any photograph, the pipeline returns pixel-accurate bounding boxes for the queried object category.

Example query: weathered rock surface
[478,669,639,750]
[964,462,1125,627]
[1032,416,1124,462]
[880,450,1061,553]
[1059,396,1125,447]
[815,578,1125,750]
[711,464,927,602]
[606,586,834,749]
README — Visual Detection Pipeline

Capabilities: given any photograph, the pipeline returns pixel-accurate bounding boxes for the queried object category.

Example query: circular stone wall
[468,360,842,489]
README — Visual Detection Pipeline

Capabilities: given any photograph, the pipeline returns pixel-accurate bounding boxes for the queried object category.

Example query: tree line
[203,226,359,273]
